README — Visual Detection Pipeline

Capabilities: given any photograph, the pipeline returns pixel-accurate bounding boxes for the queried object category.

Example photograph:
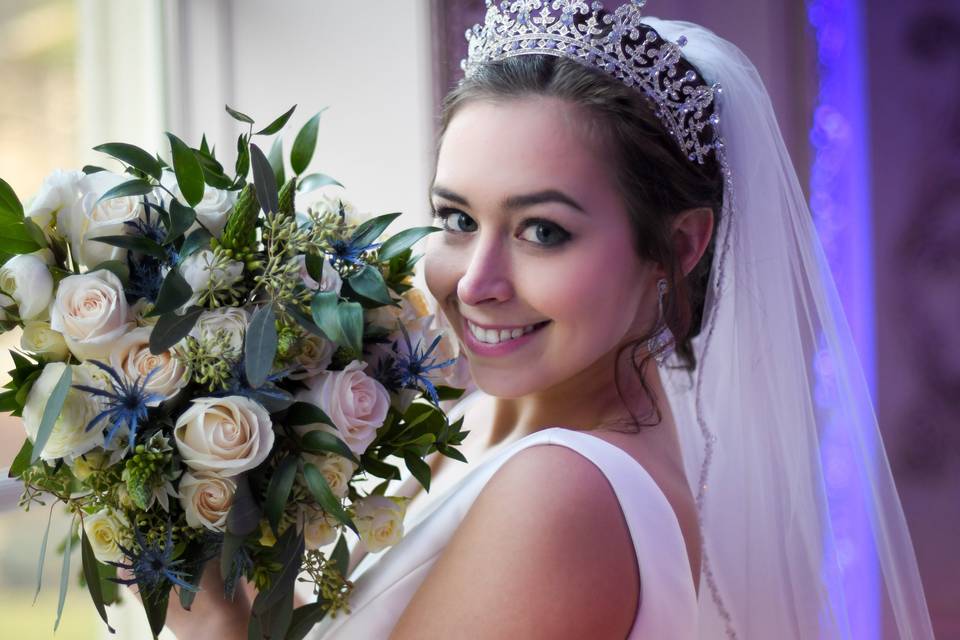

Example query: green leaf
[166,132,205,207]
[350,211,402,248]
[93,178,155,209]
[268,137,285,186]
[148,306,204,354]
[220,532,244,587]
[290,112,322,175]
[142,589,169,638]
[404,452,432,491]
[82,165,106,174]
[179,227,211,259]
[225,104,255,124]
[251,528,304,616]
[33,505,53,603]
[284,303,326,339]
[93,142,163,180]
[309,291,341,344]
[346,265,393,305]
[164,198,196,243]
[90,234,168,260]
[302,463,358,535]
[300,430,359,465]
[285,602,329,640]
[227,474,261,537]
[22,216,47,247]
[234,133,250,182]
[0,176,24,219]
[149,268,193,316]
[245,303,277,389]
[336,301,364,353]
[265,456,299,534]
[196,149,234,190]
[378,226,441,261]
[31,365,72,463]
[89,259,129,286]
[286,401,334,427]
[360,456,401,481]
[81,527,115,633]
[9,439,33,477]
[256,104,297,136]
[304,253,325,284]
[331,533,349,579]
[54,516,76,631]
[297,173,343,192]
[434,385,466,401]
[249,143,279,214]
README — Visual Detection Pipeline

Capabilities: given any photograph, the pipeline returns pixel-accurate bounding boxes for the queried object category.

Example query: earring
[646,278,674,365]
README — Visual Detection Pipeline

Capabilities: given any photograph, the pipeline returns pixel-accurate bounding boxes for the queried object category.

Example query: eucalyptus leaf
[249,143,279,214]
[93,142,163,180]
[148,306,204,354]
[227,474,261,537]
[244,303,277,389]
[297,172,343,192]
[33,504,53,604]
[265,456,298,534]
[54,516,76,631]
[300,430,359,465]
[268,137,285,186]
[31,365,72,463]
[285,602,329,640]
[164,199,196,244]
[166,132,205,207]
[350,211,402,248]
[309,291,341,344]
[290,112,322,175]
[346,265,393,305]
[81,528,115,633]
[90,234,168,261]
[179,227,212,259]
[302,463,358,535]
[148,268,193,316]
[256,104,297,136]
[378,226,441,261]
[225,104,255,124]
[93,178,154,209]
[336,301,364,353]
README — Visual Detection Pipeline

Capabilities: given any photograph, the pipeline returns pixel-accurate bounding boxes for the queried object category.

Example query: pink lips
[460,317,549,357]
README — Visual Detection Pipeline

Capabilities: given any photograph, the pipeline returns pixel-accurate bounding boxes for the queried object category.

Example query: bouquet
[0,104,470,638]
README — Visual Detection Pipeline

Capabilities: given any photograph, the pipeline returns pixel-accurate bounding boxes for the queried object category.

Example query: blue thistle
[74,360,163,449]
[109,522,197,595]
[325,237,380,270]
[387,322,457,405]
[125,253,165,303]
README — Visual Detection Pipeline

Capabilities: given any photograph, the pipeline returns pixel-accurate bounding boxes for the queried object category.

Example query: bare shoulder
[390,444,639,640]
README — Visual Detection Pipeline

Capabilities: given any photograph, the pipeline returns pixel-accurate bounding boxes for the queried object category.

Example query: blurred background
[0,0,956,638]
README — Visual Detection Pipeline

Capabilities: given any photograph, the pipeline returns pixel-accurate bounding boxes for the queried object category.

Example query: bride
[162,1,934,638]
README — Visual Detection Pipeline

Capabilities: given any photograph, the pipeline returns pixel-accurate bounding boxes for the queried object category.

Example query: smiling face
[424,96,660,399]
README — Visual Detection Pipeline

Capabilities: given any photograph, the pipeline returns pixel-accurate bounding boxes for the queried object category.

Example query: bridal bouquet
[0,104,469,638]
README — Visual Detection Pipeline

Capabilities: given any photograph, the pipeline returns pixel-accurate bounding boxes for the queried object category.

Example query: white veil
[641,17,935,639]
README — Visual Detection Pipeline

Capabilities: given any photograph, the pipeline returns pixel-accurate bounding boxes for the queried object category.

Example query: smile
[463,318,551,350]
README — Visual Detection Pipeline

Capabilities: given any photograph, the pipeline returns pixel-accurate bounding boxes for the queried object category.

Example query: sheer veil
[641,17,935,639]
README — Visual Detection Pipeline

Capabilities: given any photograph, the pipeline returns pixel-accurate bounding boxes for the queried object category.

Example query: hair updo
[433,27,725,428]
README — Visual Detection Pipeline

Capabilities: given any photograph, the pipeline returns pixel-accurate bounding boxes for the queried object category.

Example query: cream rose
[0,293,14,322]
[307,193,364,227]
[109,326,189,404]
[68,171,150,268]
[50,269,132,361]
[189,306,250,355]
[173,395,274,475]
[20,321,69,360]
[25,169,83,233]
[295,255,342,294]
[353,495,408,553]
[82,509,131,563]
[301,508,339,550]
[304,453,357,499]
[178,249,243,308]
[294,360,390,456]
[160,170,233,237]
[0,253,54,320]
[179,470,237,531]
[22,362,107,461]
[288,333,335,381]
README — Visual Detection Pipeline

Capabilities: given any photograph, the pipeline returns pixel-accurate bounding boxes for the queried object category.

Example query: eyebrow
[430,185,587,215]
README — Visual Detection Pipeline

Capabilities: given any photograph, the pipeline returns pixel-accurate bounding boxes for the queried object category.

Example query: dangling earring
[646,278,674,365]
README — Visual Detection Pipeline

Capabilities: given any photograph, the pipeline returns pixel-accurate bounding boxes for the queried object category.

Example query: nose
[456,232,514,306]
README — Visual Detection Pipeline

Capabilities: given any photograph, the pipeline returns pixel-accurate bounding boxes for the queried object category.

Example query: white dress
[309,425,699,639]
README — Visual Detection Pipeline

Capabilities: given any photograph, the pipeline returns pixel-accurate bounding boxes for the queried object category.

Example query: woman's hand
[121,561,254,639]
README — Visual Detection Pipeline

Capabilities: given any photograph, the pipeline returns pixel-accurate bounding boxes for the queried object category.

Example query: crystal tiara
[460,0,724,165]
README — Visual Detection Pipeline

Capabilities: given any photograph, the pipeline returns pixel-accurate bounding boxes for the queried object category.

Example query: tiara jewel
[461,0,723,165]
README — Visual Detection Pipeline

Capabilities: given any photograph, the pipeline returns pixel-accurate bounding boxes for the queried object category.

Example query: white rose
[353,495,408,553]
[0,253,54,320]
[109,326,188,404]
[20,321,69,360]
[294,360,390,456]
[160,170,234,237]
[22,362,106,461]
[177,249,244,308]
[25,169,84,232]
[289,333,335,381]
[173,395,274,476]
[50,269,132,361]
[307,193,364,227]
[189,306,250,355]
[294,255,342,294]
[67,171,150,269]
[301,507,339,550]
[304,453,357,499]
[179,470,236,531]
[0,293,14,322]
[82,509,131,563]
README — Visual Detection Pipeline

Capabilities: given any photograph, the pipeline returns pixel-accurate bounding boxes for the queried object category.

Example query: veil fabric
[640,17,934,639]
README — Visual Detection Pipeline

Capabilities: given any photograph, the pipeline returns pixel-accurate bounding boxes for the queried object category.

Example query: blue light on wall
[807,0,879,636]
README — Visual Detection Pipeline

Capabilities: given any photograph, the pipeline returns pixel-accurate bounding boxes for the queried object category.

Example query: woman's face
[424,96,659,398]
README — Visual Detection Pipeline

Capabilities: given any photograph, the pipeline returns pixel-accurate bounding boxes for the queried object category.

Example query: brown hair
[433,32,724,430]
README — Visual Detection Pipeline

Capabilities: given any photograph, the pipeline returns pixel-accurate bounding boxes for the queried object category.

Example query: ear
[668,207,714,277]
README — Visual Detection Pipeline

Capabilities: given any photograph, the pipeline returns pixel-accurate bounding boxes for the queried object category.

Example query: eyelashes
[431,206,572,248]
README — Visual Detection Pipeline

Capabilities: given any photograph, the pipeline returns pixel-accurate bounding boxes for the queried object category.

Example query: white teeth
[468,320,542,345]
